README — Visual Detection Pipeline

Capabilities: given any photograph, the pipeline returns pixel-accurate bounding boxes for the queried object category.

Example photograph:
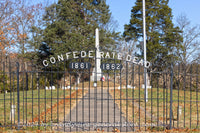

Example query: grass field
[0,80,114,127]
[109,87,200,130]
[0,88,88,128]
[1,82,200,131]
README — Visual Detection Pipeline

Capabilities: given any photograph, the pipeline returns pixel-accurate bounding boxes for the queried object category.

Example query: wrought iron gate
[0,55,199,132]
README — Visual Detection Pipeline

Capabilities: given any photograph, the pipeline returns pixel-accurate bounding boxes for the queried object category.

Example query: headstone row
[45,86,56,90]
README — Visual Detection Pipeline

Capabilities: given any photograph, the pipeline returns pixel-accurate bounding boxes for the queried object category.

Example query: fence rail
[0,60,199,132]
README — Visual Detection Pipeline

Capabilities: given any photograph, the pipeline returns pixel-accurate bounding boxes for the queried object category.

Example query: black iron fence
[0,58,199,132]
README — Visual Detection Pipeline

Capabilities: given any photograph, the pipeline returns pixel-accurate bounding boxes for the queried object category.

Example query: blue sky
[106,0,200,33]
[33,0,200,33]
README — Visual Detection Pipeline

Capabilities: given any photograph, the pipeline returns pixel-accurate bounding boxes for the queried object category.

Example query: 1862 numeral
[100,63,122,70]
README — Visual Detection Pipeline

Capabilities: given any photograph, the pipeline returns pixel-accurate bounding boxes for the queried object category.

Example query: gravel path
[63,88,133,132]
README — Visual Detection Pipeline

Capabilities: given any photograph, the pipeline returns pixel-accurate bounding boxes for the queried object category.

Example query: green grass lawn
[0,88,77,127]
[1,82,199,131]
[110,87,200,130]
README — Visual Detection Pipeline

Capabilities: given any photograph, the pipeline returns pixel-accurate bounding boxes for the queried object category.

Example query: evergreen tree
[124,0,183,71]
[30,0,120,84]
[41,0,119,57]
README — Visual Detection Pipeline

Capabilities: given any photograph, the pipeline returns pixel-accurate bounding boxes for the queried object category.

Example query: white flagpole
[143,0,148,102]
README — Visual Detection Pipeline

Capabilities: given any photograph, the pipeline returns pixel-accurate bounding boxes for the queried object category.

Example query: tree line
[0,0,199,88]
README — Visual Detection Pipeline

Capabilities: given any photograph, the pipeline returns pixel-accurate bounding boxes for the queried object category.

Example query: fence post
[16,62,20,129]
[3,62,6,125]
[169,62,174,129]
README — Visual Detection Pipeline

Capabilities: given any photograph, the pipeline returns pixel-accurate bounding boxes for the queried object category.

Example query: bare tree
[0,0,15,57]
[176,14,200,64]
[11,0,43,56]
[117,40,139,85]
